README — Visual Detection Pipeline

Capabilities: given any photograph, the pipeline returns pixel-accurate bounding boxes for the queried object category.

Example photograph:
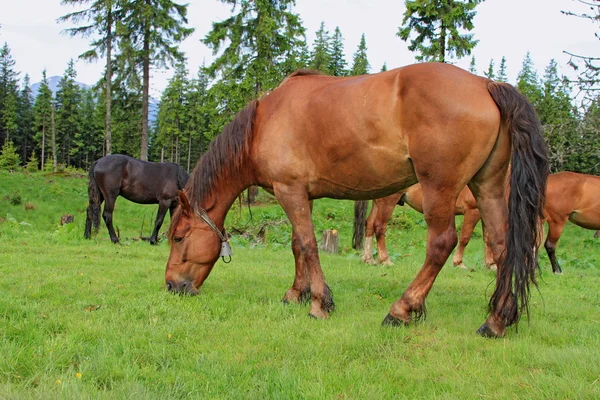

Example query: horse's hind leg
[150,200,170,245]
[544,218,567,274]
[362,201,378,264]
[452,209,480,269]
[374,194,402,265]
[383,187,458,326]
[468,167,512,337]
[102,195,119,243]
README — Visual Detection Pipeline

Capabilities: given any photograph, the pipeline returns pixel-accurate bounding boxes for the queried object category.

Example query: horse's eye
[173,236,184,244]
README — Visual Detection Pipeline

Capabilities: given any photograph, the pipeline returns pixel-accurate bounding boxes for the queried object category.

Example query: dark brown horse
[165,63,548,338]
[362,184,495,270]
[543,171,600,274]
[84,154,188,244]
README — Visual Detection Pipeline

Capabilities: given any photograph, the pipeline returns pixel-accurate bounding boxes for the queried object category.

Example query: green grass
[0,170,599,399]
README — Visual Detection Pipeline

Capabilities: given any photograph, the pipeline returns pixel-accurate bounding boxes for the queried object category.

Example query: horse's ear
[178,190,192,217]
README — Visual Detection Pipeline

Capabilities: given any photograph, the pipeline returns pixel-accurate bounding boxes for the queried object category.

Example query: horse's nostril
[166,281,173,291]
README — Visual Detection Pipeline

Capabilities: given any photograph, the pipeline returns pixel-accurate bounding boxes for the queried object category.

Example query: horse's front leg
[275,186,334,318]
[282,213,312,304]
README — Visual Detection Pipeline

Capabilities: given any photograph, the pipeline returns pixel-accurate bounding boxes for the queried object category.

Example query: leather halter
[193,207,232,263]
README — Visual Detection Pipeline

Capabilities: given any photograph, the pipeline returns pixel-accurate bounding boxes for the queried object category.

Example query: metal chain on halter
[193,207,233,263]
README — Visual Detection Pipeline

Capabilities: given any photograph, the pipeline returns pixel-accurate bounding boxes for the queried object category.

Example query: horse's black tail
[84,160,102,239]
[177,166,189,190]
[487,81,549,327]
[397,192,406,207]
[352,200,368,249]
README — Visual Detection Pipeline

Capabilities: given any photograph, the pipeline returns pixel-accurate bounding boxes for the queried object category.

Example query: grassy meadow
[0,170,599,399]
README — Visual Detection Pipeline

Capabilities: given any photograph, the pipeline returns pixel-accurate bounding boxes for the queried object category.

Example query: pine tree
[328,27,347,76]
[32,70,53,171]
[55,59,82,166]
[119,0,194,160]
[497,56,508,82]
[59,0,120,155]
[398,0,483,63]
[0,139,21,171]
[484,59,494,79]
[155,62,188,164]
[381,62,388,72]
[203,0,306,132]
[538,59,577,172]
[184,65,215,171]
[310,22,331,74]
[516,52,543,111]
[468,56,477,74]
[0,42,20,146]
[17,74,34,164]
[351,34,370,76]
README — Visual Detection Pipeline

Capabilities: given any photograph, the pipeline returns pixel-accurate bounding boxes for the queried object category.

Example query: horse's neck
[204,172,254,227]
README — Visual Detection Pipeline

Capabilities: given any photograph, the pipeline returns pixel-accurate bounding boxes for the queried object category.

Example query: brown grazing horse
[362,184,495,270]
[84,154,189,244]
[543,171,600,274]
[165,63,548,338]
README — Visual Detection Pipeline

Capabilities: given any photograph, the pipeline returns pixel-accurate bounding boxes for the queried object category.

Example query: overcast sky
[1,0,598,99]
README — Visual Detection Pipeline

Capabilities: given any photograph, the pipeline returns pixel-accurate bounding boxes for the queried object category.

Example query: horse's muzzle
[166,279,198,295]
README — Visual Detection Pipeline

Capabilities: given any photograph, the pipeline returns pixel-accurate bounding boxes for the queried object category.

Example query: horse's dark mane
[187,100,259,207]
[287,69,325,78]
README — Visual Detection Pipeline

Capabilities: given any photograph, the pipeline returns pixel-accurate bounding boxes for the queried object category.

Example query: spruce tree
[59,0,120,155]
[468,56,477,74]
[203,0,306,133]
[497,56,508,82]
[17,75,34,164]
[0,42,20,146]
[309,22,331,74]
[119,0,194,161]
[33,70,53,171]
[55,59,82,166]
[328,27,347,76]
[351,34,370,76]
[516,52,543,111]
[484,59,494,79]
[398,0,483,63]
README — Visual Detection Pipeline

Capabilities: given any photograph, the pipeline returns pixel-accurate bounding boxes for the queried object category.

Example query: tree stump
[320,229,339,253]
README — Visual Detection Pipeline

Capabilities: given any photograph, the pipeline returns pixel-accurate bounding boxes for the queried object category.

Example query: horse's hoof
[553,271,563,275]
[308,311,328,319]
[455,263,468,270]
[476,323,504,338]
[382,313,404,327]
[487,264,498,272]
[380,259,393,266]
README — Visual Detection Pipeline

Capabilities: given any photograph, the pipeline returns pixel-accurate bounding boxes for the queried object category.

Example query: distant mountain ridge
[29,76,90,98]
[30,77,158,123]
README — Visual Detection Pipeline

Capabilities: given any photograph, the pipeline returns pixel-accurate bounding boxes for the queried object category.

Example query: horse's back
[253,63,504,200]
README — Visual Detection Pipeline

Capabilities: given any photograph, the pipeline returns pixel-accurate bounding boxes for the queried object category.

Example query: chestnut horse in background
[362,184,495,270]
[84,154,189,244]
[165,63,548,338]
[543,171,600,274]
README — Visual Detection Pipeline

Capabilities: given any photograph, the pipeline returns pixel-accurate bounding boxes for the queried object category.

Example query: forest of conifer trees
[0,0,598,175]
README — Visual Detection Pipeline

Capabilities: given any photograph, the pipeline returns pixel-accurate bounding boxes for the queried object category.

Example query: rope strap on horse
[194,207,233,263]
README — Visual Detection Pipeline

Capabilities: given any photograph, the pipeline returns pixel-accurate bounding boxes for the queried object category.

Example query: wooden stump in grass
[320,229,339,253]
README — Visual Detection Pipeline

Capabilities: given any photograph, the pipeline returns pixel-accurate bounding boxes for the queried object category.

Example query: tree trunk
[187,134,192,172]
[41,117,45,171]
[320,230,339,253]
[140,21,150,161]
[51,104,57,172]
[105,4,113,155]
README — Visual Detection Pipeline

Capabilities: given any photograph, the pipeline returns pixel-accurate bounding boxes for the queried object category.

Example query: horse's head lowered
[165,190,225,295]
